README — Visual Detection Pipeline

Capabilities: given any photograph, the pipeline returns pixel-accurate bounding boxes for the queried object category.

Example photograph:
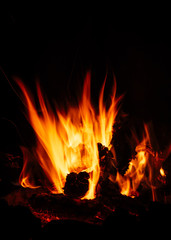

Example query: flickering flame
[17,72,120,199]
[160,167,166,177]
[115,124,167,200]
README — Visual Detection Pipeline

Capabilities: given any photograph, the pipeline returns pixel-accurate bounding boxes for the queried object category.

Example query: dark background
[0,5,171,153]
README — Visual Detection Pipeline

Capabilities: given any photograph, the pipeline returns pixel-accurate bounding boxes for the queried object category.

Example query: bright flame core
[17,72,120,199]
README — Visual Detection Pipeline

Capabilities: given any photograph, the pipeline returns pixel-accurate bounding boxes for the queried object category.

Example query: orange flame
[115,124,167,201]
[17,72,121,199]
[160,167,166,177]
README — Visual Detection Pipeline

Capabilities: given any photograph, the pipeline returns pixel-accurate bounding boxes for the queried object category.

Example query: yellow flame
[160,167,166,177]
[17,72,120,199]
[115,124,157,199]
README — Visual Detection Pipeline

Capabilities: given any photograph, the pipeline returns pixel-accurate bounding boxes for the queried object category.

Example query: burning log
[62,143,117,199]
[98,143,115,172]
[97,142,119,196]
[64,172,89,199]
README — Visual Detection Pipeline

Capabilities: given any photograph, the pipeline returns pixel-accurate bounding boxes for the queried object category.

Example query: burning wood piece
[98,143,117,175]
[97,143,117,193]
[55,143,117,199]
[98,143,114,167]
[64,172,89,198]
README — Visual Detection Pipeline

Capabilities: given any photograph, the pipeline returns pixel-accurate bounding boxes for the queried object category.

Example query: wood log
[64,172,89,199]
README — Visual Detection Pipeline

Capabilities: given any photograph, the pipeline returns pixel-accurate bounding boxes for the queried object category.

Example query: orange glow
[115,124,160,200]
[116,150,147,197]
[17,72,121,199]
[160,167,166,177]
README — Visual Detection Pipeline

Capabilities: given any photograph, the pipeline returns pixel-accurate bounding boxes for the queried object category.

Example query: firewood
[64,172,89,198]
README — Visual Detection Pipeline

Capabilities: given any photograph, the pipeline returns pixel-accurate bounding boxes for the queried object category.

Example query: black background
[0,5,171,151]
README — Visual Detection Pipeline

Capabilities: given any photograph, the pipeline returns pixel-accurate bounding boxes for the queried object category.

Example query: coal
[28,192,103,225]
[64,172,89,198]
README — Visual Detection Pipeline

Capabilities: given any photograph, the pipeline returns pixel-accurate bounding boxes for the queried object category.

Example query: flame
[116,150,147,197]
[115,124,167,200]
[17,72,120,199]
[160,167,166,177]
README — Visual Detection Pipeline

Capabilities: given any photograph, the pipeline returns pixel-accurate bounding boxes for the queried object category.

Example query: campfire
[1,71,171,236]
[15,71,169,199]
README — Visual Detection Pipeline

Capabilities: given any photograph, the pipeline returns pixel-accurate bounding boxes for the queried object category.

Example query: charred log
[98,143,117,177]
[64,172,89,199]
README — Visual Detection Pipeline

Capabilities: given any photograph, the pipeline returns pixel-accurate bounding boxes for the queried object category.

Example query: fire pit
[0,71,171,238]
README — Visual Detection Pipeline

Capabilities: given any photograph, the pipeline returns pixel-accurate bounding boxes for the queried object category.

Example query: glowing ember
[16,72,121,199]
